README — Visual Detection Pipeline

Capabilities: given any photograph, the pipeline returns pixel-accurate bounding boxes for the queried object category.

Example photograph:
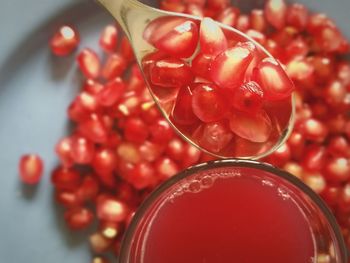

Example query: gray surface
[0,0,349,262]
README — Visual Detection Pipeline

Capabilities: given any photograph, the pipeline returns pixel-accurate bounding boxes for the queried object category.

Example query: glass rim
[119,159,348,263]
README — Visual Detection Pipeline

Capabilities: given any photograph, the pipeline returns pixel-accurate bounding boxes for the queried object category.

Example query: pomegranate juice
[122,164,317,263]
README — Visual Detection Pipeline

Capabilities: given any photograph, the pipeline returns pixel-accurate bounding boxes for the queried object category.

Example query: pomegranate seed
[236,15,250,32]
[149,58,194,88]
[154,20,199,59]
[160,0,186,12]
[55,137,74,167]
[97,196,129,222]
[51,167,81,191]
[69,135,95,165]
[76,48,100,79]
[119,36,135,62]
[315,24,344,53]
[124,117,149,143]
[100,221,120,239]
[321,186,341,207]
[337,184,350,213]
[229,110,272,143]
[117,142,141,164]
[78,114,108,143]
[337,62,350,86]
[97,78,125,107]
[323,80,347,107]
[93,256,110,263]
[283,162,303,179]
[150,119,174,143]
[172,85,199,125]
[287,131,305,160]
[183,0,205,6]
[128,162,156,189]
[99,25,118,53]
[200,17,228,56]
[211,42,255,88]
[166,138,185,161]
[300,145,326,172]
[77,175,100,202]
[92,148,118,174]
[266,143,291,167]
[302,172,326,194]
[55,190,81,208]
[264,0,287,29]
[19,154,44,185]
[102,53,127,80]
[89,232,113,253]
[207,0,229,11]
[191,53,213,79]
[250,9,267,32]
[285,38,309,60]
[50,25,79,56]
[286,59,314,81]
[64,207,94,230]
[139,141,163,162]
[232,81,264,114]
[327,136,350,157]
[246,30,266,46]
[199,121,233,153]
[217,7,240,27]
[155,157,179,180]
[181,144,201,168]
[323,157,350,183]
[253,57,294,100]
[298,118,328,143]
[192,83,230,122]
[186,4,204,17]
[286,3,308,30]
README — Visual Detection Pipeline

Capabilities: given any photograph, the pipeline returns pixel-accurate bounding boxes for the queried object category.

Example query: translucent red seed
[19,154,44,185]
[99,25,118,53]
[77,48,101,79]
[50,25,80,56]
[264,0,287,29]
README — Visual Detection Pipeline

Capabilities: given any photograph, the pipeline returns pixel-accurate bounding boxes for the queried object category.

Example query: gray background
[0,0,349,262]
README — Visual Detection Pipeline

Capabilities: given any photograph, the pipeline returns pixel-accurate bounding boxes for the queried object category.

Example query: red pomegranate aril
[150,119,174,143]
[68,99,89,122]
[321,186,341,207]
[283,162,303,179]
[155,157,180,180]
[119,36,135,62]
[55,190,81,207]
[19,154,44,185]
[140,105,161,125]
[139,140,163,163]
[211,42,255,88]
[264,0,287,29]
[70,136,95,164]
[324,80,347,107]
[124,117,149,143]
[90,232,113,253]
[83,79,104,95]
[51,167,81,191]
[253,57,294,100]
[298,118,328,143]
[172,85,199,125]
[77,175,99,202]
[100,221,121,239]
[93,256,110,263]
[250,9,267,32]
[166,138,185,161]
[181,144,201,168]
[323,157,350,183]
[97,196,129,222]
[128,162,156,189]
[64,207,94,230]
[207,0,229,11]
[149,58,194,88]
[77,91,100,112]
[78,114,108,143]
[77,48,100,79]
[200,17,228,56]
[183,0,205,6]
[55,137,74,167]
[191,53,213,79]
[236,15,250,32]
[153,20,199,59]
[287,131,305,160]
[192,83,230,123]
[337,184,350,213]
[199,121,233,153]
[285,38,309,60]
[286,3,308,30]
[99,25,118,53]
[117,142,141,164]
[102,53,127,80]
[229,110,272,143]
[245,30,266,45]
[310,56,333,80]
[337,62,350,86]
[315,24,344,53]
[286,59,314,81]
[50,25,80,56]
[217,7,240,27]
[92,148,118,174]
[327,136,350,157]
[300,145,326,172]
[302,172,326,194]
[97,78,125,107]
[232,81,264,114]
[159,0,186,13]
[266,143,291,167]
[185,4,204,17]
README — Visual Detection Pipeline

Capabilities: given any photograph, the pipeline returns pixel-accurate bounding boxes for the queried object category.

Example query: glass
[119,159,348,263]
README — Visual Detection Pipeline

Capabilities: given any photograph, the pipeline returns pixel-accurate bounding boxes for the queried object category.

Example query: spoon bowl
[96,0,295,159]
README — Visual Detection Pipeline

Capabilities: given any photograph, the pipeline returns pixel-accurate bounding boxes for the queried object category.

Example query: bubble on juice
[199,175,214,189]
[188,180,202,193]
[277,187,291,200]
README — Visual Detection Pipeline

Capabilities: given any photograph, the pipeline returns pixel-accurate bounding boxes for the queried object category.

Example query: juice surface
[131,168,315,263]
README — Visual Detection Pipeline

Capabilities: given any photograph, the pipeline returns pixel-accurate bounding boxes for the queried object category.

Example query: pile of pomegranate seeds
[142,15,294,157]
[18,0,350,260]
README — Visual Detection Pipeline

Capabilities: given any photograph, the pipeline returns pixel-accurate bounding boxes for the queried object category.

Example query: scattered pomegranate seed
[97,196,129,222]
[286,3,308,30]
[99,25,118,53]
[200,17,228,56]
[199,121,233,153]
[76,48,101,79]
[64,207,94,230]
[97,77,125,107]
[250,9,267,32]
[216,7,240,27]
[264,0,287,29]
[50,25,80,56]
[51,167,81,191]
[102,53,127,80]
[232,81,264,114]
[19,154,44,185]
[172,85,199,125]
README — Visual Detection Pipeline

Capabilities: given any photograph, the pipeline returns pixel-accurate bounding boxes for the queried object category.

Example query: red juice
[122,164,319,263]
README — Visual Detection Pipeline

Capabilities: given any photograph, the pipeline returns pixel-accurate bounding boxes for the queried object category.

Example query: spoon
[96,0,295,159]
